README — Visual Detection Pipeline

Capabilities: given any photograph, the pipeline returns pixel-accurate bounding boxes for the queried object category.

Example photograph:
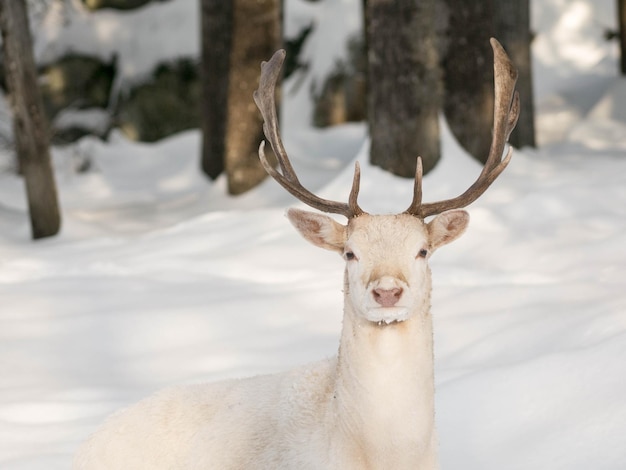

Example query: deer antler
[253,49,365,218]
[255,39,518,220]
[405,38,520,219]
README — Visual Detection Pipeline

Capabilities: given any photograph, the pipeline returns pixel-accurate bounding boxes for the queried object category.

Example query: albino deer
[73,38,518,470]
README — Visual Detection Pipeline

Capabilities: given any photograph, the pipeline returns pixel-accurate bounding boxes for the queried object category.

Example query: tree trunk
[225,0,281,195]
[200,0,281,194]
[442,0,495,164]
[364,0,442,177]
[0,0,61,239]
[618,0,626,75]
[443,0,535,161]
[200,0,232,180]
[494,0,535,148]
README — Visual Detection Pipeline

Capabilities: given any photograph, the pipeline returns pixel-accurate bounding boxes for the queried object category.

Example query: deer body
[74,212,465,469]
[74,39,519,469]
[331,298,438,469]
[288,211,460,469]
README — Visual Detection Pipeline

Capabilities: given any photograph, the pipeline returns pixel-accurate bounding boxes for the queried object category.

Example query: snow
[1,0,626,468]
[35,0,200,94]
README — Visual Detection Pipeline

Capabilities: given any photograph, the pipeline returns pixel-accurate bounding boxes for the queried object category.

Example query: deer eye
[344,251,357,261]
[417,248,428,259]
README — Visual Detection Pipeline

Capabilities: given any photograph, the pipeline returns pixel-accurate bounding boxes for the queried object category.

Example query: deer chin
[363,307,410,326]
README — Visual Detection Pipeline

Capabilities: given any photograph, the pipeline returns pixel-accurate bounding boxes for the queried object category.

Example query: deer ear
[427,210,469,250]
[286,208,346,253]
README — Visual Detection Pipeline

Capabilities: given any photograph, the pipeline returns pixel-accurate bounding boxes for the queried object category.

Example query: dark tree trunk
[200,0,281,194]
[442,1,495,164]
[443,0,535,162]
[225,0,281,195]
[619,0,626,75]
[200,0,233,180]
[364,0,442,177]
[494,0,535,148]
[0,0,61,239]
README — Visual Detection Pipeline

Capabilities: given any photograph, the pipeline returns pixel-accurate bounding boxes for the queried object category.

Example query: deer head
[254,39,519,326]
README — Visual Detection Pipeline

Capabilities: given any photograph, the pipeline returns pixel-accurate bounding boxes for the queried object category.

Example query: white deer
[73,38,519,470]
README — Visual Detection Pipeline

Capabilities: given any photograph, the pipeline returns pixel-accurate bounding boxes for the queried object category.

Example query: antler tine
[409,38,520,219]
[254,50,364,218]
[405,157,424,217]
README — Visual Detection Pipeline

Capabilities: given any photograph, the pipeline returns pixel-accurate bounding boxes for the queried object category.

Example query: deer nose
[373,287,403,307]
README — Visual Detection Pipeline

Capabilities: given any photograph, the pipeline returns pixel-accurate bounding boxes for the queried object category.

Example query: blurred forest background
[0,0,624,239]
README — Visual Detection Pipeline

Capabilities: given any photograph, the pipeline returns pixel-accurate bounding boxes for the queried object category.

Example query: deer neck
[328,292,437,468]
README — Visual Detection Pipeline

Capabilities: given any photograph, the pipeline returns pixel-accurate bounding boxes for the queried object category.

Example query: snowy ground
[1,0,626,469]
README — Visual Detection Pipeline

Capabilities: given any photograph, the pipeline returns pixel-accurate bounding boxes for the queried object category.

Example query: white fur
[73,209,469,469]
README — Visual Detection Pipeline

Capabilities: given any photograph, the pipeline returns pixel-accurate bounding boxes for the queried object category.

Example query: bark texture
[494,0,535,148]
[618,0,626,75]
[0,0,61,239]
[365,0,442,177]
[442,0,495,164]
[200,0,281,194]
[200,0,233,180]
[443,0,535,162]
[225,0,281,195]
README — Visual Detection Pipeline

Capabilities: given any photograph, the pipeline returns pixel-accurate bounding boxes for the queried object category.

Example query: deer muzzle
[370,275,406,309]
[373,287,403,307]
